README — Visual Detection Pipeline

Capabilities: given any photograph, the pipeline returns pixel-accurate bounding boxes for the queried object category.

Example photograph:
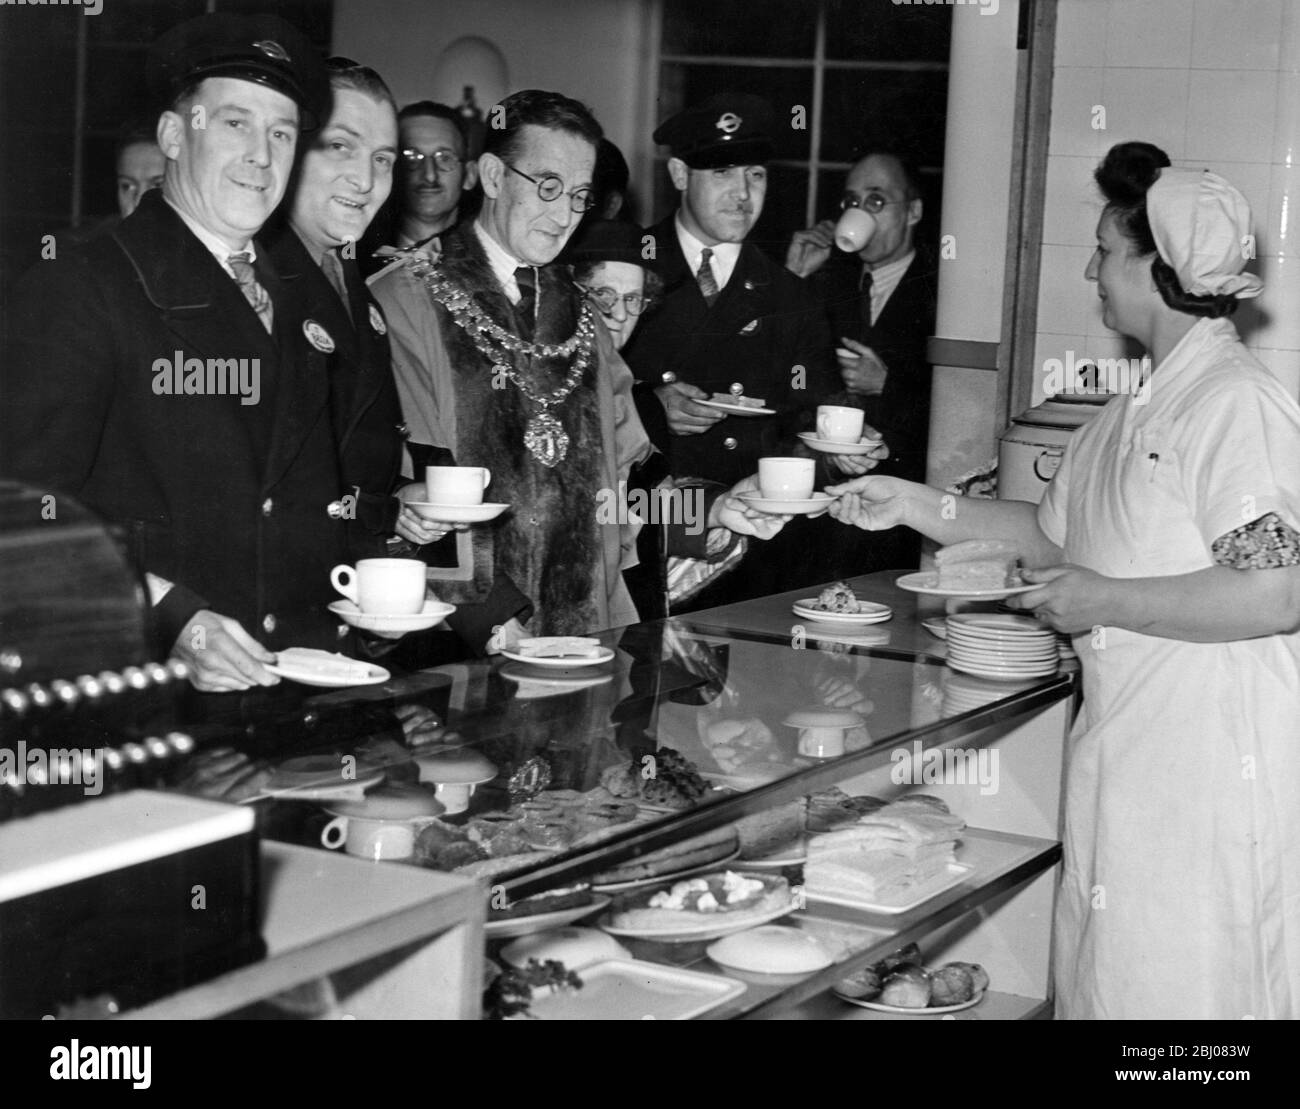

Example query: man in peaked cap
[0,13,397,694]
[622,92,883,610]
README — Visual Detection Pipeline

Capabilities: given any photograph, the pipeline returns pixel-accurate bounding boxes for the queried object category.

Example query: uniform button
[262,614,277,634]
[262,498,273,517]
[723,437,738,450]
[327,500,345,519]
[729,382,744,396]
[660,371,677,385]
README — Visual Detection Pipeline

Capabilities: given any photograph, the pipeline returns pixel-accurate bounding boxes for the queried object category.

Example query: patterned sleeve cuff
[1211,512,1300,569]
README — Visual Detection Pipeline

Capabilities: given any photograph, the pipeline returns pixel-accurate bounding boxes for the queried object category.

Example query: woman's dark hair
[1094,141,1238,318]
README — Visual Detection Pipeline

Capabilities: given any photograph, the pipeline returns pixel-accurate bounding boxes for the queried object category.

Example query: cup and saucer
[328,558,455,634]
[738,457,838,515]
[404,465,509,524]
[797,404,885,455]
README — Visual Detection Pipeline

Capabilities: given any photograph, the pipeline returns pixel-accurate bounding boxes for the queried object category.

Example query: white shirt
[864,249,914,326]
[675,215,742,292]
[474,220,532,305]
[164,196,258,278]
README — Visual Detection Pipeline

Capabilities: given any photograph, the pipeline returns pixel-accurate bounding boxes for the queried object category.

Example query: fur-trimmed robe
[371,225,653,646]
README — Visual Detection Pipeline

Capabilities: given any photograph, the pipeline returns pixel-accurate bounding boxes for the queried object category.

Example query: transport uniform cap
[653,93,775,169]
[147,13,330,130]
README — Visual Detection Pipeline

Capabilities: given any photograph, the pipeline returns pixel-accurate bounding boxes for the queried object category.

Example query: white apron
[1038,318,1300,1019]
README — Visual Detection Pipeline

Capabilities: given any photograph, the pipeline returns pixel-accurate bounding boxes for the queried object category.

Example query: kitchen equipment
[997,394,1109,503]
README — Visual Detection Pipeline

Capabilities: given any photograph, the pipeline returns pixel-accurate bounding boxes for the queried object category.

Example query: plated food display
[500,636,616,668]
[834,943,989,1013]
[791,581,892,625]
[599,870,797,941]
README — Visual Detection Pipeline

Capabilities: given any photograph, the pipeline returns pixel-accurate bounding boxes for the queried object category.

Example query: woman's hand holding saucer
[825,474,914,531]
[1007,564,1119,634]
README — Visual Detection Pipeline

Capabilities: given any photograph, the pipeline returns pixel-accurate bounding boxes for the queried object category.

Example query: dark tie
[514,265,536,338]
[859,265,875,328]
[228,252,274,333]
[323,249,353,324]
[696,247,720,306]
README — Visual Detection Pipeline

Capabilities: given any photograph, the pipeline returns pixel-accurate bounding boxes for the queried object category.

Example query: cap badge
[716,112,742,135]
[253,39,291,62]
[303,319,335,353]
[368,304,387,335]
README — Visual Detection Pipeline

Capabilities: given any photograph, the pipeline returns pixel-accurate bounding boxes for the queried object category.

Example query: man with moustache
[786,149,937,572]
[0,14,361,693]
[391,101,478,256]
[372,90,784,653]
[623,93,871,608]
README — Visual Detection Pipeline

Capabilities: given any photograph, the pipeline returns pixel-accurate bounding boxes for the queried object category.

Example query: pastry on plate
[608,870,790,930]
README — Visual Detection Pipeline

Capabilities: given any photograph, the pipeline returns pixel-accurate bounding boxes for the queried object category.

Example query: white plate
[922,616,949,640]
[947,613,1048,634]
[485,895,612,938]
[591,847,741,893]
[404,501,510,524]
[737,835,810,868]
[806,862,972,915]
[500,645,616,669]
[328,598,456,633]
[499,663,615,697]
[791,599,892,624]
[946,627,1056,646]
[738,492,836,515]
[946,642,1059,660]
[265,648,390,687]
[707,925,834,974]
[833,987,987,1014]
[946,658,1059,681]
[895,571,1037,600]
[696,397,776,416]
[796,432,883,455]
[516,958,746,1020]
[598,896,797,942]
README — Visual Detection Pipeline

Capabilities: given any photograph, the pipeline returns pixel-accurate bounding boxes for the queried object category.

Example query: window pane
[85,49,155,132]
[820,66,949,167]
[657,63,813,162]
[87,0,208,44]
[824,0,952,62]
[662,0,816,57]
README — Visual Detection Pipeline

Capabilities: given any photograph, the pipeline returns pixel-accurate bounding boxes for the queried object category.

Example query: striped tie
[696,247,720,306]
[228,252,274,333]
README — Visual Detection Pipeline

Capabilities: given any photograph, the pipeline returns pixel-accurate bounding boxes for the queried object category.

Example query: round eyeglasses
[506,164,596,213]
[840,192,909,215]
[402,149,463,173]
[582,286,651,315]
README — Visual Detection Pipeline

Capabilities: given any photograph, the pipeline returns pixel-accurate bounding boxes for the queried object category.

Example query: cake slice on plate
[933,539,1020,591]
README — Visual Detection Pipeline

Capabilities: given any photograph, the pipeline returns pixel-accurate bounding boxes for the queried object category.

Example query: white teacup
[331,557,426,615]
[758,457,815,501]
[816,405,866,443]
[797,727,847,759]
[834,207,878,253]
[320,814,421,860]
[425,466,491,506]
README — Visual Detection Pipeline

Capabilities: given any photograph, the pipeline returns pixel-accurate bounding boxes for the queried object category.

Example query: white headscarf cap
[1147,168,1263,299]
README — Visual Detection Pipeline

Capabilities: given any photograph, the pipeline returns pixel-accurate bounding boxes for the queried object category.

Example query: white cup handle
[330,565,359,604]
[320,816,348,849]
[480,468,491,492]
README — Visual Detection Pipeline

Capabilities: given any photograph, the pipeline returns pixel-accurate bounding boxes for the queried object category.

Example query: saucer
[404,501,509,524]
[895,571,1037,600]
[797,432,884,455]
[791,599,892,624]
[265,648,390,687]
[328,598,456,633]
[738,492,836,515]
[696,398,776,416]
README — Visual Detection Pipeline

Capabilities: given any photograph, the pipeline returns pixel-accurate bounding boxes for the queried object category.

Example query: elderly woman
[564,218,660,351]
[828,141,1300,1019]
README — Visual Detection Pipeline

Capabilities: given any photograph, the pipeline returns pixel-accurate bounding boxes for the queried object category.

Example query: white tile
[1185,69,1279,163]
[1055,0,1109,67]
[1249,347,1300,396]
[1191,0,1283,70]
[1099,68,1190,160]
[1270,68,1300,166]
[1106,0,1193,69]
[1037,244,1099,337]
[1282,0,1300,72]
[1049,67,1106,158]
[1266,163,1300,258]
[1042,155,1104,246]
[1245,253,1300,347]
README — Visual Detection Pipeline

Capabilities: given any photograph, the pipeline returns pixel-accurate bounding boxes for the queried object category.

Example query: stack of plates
[944,614,1060,681]
[941,671,1037,715]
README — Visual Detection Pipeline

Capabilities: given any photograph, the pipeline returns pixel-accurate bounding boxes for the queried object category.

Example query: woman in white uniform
[826,141,1300,1019]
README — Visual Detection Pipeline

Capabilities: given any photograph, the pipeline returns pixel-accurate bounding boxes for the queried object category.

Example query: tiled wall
[1034,0,1300,406]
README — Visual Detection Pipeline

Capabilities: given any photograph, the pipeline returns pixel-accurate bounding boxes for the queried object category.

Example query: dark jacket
[812,247,937,484]
[262,221,404,559]
[0,191,354,653]
[622,215,839,485]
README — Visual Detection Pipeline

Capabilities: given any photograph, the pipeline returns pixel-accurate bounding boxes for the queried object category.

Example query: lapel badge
[368,304,387,336]
[303,319,335,353]
[739,318,759,334]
